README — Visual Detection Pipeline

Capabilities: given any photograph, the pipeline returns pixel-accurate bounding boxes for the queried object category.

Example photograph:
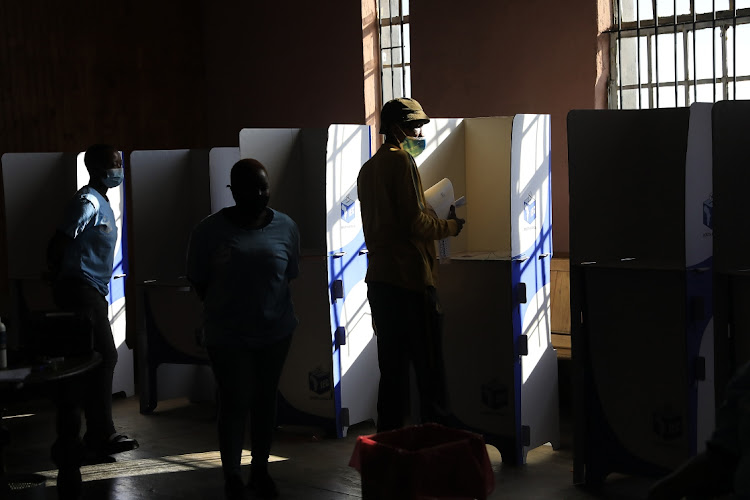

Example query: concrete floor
[1,366,657,500]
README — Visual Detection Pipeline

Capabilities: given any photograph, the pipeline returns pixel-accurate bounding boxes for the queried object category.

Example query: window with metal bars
[378,0,411,103]
[609,0,750,109]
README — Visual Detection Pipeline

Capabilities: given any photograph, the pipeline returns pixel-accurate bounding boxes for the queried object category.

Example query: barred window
[609,0,750,109]
[379,0,411,102]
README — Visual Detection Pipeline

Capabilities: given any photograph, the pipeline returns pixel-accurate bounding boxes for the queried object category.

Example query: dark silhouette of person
[187,158,300,499]
[357,98,465,432]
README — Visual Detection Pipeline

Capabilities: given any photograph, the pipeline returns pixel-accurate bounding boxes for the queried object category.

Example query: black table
[0,352,102,474]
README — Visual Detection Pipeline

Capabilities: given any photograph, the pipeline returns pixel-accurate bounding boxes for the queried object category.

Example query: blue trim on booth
[328,229,369,437]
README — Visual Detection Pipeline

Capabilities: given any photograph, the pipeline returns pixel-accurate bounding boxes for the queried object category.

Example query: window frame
[608,0,750,109]
[378,0,411,103]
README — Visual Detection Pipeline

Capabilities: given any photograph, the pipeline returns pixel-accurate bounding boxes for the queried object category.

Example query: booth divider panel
[277,258,336,421]
[438,260,517,437]
[684,103,714,269]
[208,147,240,215]
[416,119,468,256]
[129,149,211,281]
[568,109,690,268]
[465,117,514,257]
[325,124,375,436]
[510,114,551,260]
[713,100,750,274]
[1,153,78,279]
[584,268,690,473]
[712,101,750,400]
[299,128,329,254]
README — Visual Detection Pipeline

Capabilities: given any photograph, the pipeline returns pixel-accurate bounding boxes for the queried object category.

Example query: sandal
[97,433,139,456]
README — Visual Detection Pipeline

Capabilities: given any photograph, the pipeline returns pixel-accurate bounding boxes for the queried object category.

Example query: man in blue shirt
[47,144,138,498]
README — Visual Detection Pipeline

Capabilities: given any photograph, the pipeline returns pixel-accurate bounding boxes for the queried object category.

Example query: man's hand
[448,205,465,236]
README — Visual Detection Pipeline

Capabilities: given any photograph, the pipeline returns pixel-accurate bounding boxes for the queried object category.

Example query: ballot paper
[424,178,465,263]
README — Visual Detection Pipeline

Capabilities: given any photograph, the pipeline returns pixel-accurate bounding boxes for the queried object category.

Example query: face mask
[401,136,426,158]
[396,125,427,158]
[102,168,124,188]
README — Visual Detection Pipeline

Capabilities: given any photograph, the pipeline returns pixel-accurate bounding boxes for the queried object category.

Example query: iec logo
[309,366,331,395]
[703,195,713,229]
[480,379,508,410]
[523,195,536,224]
[652,410,683,441]
[341,195,355,223]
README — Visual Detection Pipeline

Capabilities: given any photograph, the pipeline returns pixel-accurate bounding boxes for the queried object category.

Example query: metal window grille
[609,0,750,109]
[379,0,411,103]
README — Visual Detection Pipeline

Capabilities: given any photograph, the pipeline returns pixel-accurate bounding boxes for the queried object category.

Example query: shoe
[102,433,139,455]
[84,433,139,460]
[247,464,279,499]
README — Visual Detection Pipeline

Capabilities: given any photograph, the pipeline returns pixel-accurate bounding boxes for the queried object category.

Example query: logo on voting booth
[341,195,355,223]
[523,195,536,224]
[652,410,683,440]
[309,366,331,395]
[480,379,509,410]
[703,195,713,229]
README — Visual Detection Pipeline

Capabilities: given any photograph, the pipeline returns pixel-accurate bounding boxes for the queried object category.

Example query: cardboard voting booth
[712,99,750,402]
[129,126,374,437]
[1,152,134,396]
[412,115,559,465]
[129,149,218,413]
[567,103,714,484]
[238,125,375,437]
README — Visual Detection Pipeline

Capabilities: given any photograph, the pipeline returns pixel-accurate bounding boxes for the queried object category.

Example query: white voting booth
[236,126,375,437]
[1,152,134,396]
[130,126,375,437]
[413,115,559,465]
[568,103,714,484]
[129,149,218,413]
[712,100,750,403]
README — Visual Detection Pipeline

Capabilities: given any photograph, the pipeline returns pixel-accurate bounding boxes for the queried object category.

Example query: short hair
[83,144,116,172]
[230,158,267,186]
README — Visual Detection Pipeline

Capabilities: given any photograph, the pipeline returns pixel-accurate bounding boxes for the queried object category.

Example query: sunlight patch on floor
[36,450,288,486]
[2,413,34,420]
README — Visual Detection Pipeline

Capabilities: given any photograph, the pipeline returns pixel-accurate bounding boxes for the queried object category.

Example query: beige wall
[410,0,607,255]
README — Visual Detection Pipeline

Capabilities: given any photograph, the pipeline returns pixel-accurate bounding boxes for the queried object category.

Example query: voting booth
[712,100,750,402]
[412,115,559,465]
[129,149,218,413]
[236,126,375,437]
[567,104,715,484]
[130,126,375,437]
[1,152,134,396]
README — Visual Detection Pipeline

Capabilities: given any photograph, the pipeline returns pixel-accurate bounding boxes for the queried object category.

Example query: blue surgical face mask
[401,136,426,158]
[397,125,427,158]
[102,168,124,188]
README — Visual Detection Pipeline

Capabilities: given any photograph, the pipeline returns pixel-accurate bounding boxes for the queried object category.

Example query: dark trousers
[51,279,118,463]
[367,282,447,432]
[207,335,292,482]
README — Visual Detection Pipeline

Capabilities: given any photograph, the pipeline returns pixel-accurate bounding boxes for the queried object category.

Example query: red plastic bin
[349,423,495,500]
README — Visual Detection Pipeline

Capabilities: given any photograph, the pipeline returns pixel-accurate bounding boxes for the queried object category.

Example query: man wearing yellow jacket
[357,98,465,432]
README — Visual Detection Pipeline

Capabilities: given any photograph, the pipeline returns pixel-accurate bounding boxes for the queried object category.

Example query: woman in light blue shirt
[187,158,300,500]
